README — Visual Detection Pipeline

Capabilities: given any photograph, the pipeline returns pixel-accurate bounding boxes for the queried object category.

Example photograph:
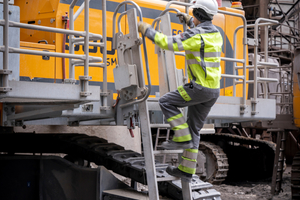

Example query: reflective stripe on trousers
[178,149,198,174]
[167,113,192,142]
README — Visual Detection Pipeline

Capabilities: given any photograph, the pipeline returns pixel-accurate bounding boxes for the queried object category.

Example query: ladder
[154,127,171,163]
[112,2,194,199]
[271,129,287,195]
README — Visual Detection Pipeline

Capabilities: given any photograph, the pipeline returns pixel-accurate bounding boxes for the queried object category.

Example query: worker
[138,0,222,181]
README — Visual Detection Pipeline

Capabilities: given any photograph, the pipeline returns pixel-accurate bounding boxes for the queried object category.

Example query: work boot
[160,140,193,150]
[166,165,192,182]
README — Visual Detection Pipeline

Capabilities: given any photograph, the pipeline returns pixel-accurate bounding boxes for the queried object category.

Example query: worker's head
[190,0,218,24]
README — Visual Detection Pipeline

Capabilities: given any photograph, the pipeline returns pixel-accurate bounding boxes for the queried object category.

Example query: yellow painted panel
[15,0,59,44]
[293,72,300,128]
[19,44,55,80]
[225,89,233,96]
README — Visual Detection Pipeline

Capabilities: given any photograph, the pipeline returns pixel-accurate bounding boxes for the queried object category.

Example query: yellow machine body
[293,48,300,128]
[15,0,248,98]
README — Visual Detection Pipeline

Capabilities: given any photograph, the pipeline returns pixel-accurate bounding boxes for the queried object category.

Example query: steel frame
[0,0,106,98]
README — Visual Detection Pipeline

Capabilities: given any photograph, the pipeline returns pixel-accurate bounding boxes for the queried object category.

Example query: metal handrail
[0,20,102,38]
[1,0,104,97]
[233,18,278,114]
[102,0,108,107]
[68,0,78,82]
[112,1,152,108]
[67,0,107,99]
[233,22,278,96]
[218,10,248,112]
[166,1,191,9]
[253,18,279,101]
[0,47,102,61]
[3,0,9,92]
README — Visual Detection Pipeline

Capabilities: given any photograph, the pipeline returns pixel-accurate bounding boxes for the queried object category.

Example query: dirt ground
[113,166,292,200]
[213,165,292,200]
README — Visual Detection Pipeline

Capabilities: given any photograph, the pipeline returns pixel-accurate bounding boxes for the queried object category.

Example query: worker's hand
[176,12,192,27]
[138,21,151,35]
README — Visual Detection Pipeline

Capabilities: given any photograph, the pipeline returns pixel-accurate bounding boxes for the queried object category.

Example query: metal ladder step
[153,150,184,155]
[150,124,171,128]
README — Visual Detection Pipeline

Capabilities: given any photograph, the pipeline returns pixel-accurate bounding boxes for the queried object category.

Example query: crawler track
[198,141,229,184]
[0,133,217,200]
[201,133,276,181]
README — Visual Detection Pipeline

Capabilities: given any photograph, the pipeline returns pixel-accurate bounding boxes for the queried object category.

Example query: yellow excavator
[0,0,280,199]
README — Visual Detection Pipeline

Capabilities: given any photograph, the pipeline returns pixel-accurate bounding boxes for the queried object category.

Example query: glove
[138,21,151,35]
[176,12,192,27]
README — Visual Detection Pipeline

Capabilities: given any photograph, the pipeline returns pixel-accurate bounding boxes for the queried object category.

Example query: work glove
[138,21,151,35]
[176,12,192,27]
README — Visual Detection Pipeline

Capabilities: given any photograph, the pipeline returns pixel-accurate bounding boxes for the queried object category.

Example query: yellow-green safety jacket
[144,20,223,90]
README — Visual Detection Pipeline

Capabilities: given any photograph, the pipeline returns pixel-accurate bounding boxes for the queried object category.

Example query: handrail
[74,0,90,21]
[112,1,152,108]
[0,20,102,38]
[102,0,108,108]
[69,0,78,82]
[253,18,279,101]
[151,8,181,29]
[0,47,102,61]
[166,1,191,9]
[218,10,248,112]
[233,21,278,96]
[233,18,278,114]
[160,8,181,17]
[1,0,104,97]
[82,0,90,96]
[3,0,9,92]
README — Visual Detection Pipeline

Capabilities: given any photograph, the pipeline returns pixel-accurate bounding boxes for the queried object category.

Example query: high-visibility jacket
[145,20,223,90]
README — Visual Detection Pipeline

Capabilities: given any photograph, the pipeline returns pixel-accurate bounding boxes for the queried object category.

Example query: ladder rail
[112,3,159,199]
[154,128,171,163]
[271,130,287,195]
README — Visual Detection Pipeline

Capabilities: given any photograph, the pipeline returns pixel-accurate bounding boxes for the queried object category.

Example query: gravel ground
[213,166,292,200]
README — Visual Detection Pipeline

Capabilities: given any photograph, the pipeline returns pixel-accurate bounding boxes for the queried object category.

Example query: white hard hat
[190,0,218,16]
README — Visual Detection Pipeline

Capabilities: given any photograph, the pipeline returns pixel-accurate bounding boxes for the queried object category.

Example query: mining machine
[0,0,279,199]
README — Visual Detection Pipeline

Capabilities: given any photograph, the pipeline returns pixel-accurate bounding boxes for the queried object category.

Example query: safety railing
[233,19,279,114]
[0,0,106,98]
[67,0,108,107]
[164,2,279,115]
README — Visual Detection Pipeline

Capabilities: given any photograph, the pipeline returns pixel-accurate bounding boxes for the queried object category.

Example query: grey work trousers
[159,81,219,149]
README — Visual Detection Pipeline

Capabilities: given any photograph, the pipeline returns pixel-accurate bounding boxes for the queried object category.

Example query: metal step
[102,189,173,200]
